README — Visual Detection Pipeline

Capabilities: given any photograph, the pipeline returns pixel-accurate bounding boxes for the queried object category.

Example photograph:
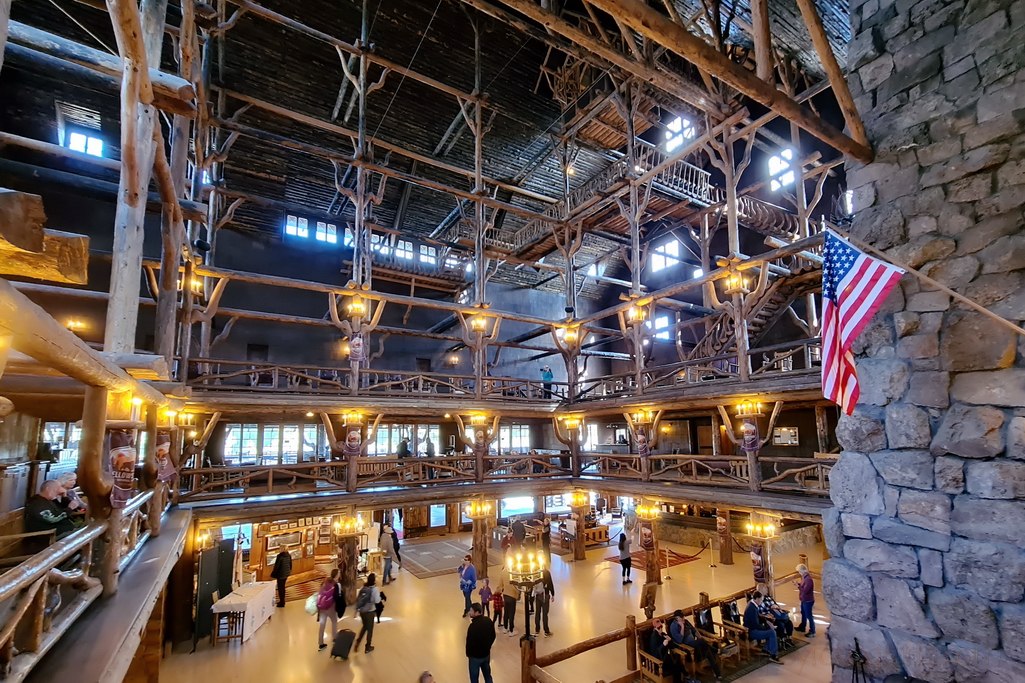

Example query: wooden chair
[211,591,245,646]
[638,649,674,683]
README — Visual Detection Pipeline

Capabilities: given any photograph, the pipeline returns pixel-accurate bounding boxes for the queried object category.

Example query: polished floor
[163,533,830,683]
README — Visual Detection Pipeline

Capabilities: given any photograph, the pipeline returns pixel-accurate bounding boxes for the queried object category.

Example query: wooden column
[471,513,490,581]
[104,0,170,353]
[625,614,637,672]
[520,636,536,683]
[336,535,359,604]
[718,509,734,566]
[815,405,829,453]
[124,585,165,683]
[571,504,588,562]
[446,503,461,534]
[710,412,722,457]
[142,404,162,537]
[750,0,772,81]
[0,0,10,75]
[645,526,662,586]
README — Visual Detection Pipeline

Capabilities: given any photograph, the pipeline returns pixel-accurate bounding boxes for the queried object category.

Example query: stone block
[853,316,897,357]
[848,27,883,70]
[929,587,999,647]
[947,172,994,203]
[964,272,1024,308]
[935,456,965,493]
[892,236,957,270]
[978,82,1025,123]
[931,404,1006,457]
[919,548,944,587]
[841,513,873,539]
[836,414,888,453]
[890,631,954,682]
[892,312,919,338]
[945,537,1025,602]
[845,538,920,578]
[998,158,1025,188]
[874,575,940,637]
[898,489,952,534]
[850,204,907,250]
[999,603,1025,663]
[943,55,975,83]
[952,495,1025,546]
[978,185,1025,220]
[884,484,900,517]
[920,143,1009,186]
[822,559,875,622]
[1009,416,1025,460]
[948,640,1025,683]
[885,403,932,448]
[906,290,949,312]
[869,449,934,489]
[916,137,962,166]
[827,615,902,680]
[966,461,1025,499]
[957,211,1022,254]
[873,516,951,551]
[822,507,846,559]
[951,369,1025,407]
[979,234,1025,274]
[897,333,939,359]
[830,451,885,514]
[906,371,949,408]
[944,9,1010,65]
[963,108,1025,149]
[941,310,1017,372]
[936,209,976,237]
[879,52,943,102]
[924,255,979,289]
[894,23,955,71]
[859,359,910,405]
[860,53,895,91]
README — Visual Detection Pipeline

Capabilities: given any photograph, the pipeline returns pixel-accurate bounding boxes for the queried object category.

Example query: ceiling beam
[583,0,873,161]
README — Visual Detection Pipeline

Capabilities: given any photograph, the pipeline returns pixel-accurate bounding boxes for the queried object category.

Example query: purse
[304,594,318,616]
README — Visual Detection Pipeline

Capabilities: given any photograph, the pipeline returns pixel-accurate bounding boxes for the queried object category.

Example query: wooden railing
[575,338,821,403]
[182,358,568,401]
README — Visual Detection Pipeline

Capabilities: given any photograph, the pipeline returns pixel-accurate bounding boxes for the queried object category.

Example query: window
[262,426,280,464]
[42,421,82,463]
[314,221,338,244]
[419,244,437,265]
[664,115,695,153]
[445,255,461,270]
[66,130,104,157]
[584,423,599,450]
[343,227,354,247]
[586,262,605,277]
[693,268,704,278]
[843,189,855,215]
[647,314,671,341]
[650,239,681,273]
[769,149,796,191]
[395,239,414,260]
[220,523,252,550]
[371,233,390,255]
[223,423,259,465]
[499,424,531,453]
[284,214,309,239]
[500,496,535,518]
[545,494,570,513]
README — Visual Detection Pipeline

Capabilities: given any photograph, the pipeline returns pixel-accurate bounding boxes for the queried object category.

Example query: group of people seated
[645,590,796,682]
[25,472,88,540]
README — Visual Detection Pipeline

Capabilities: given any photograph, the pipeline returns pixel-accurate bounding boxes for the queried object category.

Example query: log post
[471,511,490,581]
[336,535,359,605]
[625,614,637,672]
[142,404,162,537]
[447,504,461,534]
[814,405,829,454]
[520,636,536,683]
[645,527,662,586]
[103,0,170,353]
[718,509,734,566]
[570,503,588,562]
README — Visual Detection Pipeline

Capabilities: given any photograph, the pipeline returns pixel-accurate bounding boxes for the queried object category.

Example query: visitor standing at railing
[540,365,553,398]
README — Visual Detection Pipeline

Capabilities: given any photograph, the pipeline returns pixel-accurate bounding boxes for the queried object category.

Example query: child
[490,581,504,625]
[479,577,493,618]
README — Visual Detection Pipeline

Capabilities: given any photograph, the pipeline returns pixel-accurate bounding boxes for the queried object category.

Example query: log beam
[584,0,873,161]
[0,229,89,285]
[0,188,46,253]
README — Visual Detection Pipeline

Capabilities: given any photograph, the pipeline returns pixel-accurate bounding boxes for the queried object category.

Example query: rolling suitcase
[331,628,357,660]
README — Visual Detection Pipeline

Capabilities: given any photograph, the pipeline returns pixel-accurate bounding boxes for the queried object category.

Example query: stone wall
[825,0,1025,679]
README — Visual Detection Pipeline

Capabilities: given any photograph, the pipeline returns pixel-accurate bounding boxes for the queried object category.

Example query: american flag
[821,230,905,414]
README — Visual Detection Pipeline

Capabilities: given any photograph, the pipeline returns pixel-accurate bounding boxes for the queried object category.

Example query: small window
[284,214,309,239]
[665,115,695,153]
[419,244,437,265]
[343,227,354,247]
[650,239,681,273]
[396,239,413,260]
[66,129,104,157]
[371,233,390,255]
[693,268,704,278]
[314,221,338,244]
[586,262,605,277]
[445,255,461,270]
[769,149,796,191]
[843,189,855,215]
[646,314,671,341]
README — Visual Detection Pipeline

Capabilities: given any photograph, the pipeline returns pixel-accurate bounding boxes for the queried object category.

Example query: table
[211,581,276,643]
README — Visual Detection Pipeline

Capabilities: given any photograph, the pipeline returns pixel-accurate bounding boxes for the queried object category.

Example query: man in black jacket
[270,550,292,607]
[465,602,496,683]
[25,481,75,539]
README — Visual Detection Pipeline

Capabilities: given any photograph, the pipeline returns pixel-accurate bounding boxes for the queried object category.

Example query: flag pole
[828,224,1025,340]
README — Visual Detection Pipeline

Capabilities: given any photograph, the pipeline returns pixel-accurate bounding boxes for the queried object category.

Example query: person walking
[354,573,381,654]
[540,517,552,564]
[501,574,519,636]
[315,576,339,651]
[794,564,816,637]
[380,523,396,585]
[392,525,403,571]
[465,602,497,683]
[479,577,493,618]
[533,567,555,637]
[459,554,478,617]
[618,532,633,584]
[490,582,504,625]
[270,549,292,607]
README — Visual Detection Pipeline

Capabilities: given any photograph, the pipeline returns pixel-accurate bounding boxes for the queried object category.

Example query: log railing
[182,358,568,401]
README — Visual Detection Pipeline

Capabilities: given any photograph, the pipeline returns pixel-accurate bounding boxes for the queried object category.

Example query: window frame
[650,238,682,273]
[769,149,796,191]
[664,115,695,153]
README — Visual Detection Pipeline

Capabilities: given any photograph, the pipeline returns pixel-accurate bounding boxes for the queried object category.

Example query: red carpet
[604,544,706,570]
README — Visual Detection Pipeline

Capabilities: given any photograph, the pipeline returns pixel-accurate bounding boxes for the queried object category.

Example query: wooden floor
[162,533,831,683]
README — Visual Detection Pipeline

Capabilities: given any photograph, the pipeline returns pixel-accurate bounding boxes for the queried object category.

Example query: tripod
[851,638,869,683]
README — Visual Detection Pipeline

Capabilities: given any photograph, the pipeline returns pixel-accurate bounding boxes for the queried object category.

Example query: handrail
[0,524,105,603]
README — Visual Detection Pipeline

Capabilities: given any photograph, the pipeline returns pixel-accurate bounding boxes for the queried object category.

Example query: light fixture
[347,295,367,318]
[560,415,581,431]
[444,413,451,419]
[131,397,143,406]
[65,319,87,332]
[464,499,492,518]
[625,302,647,325]
[507,550,545,583]
[568,489,589,508]
[469,314,488,333]
[334,514,365,536]
[196,529,212,549]
[344,411,362,425]
[635,502,661,520]
[188,429,198,438]
[560,325,580,346]
[306,411,315,418]
[469,414,488,427]
[447,353,460,366]
[631,409,655,424]
[339,338,351,357]
[724,272,750,296]
[565,164,576,176]
[736,401,764,418]
[744,521,778,539]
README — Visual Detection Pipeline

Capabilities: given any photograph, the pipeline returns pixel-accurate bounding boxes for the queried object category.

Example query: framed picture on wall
[269,524,279,531]
[772,427,800,446]
[288,522,298,529]
[306,543,314,556]
[266,535,282,551]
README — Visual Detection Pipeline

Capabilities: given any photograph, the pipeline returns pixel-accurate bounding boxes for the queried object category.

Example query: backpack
[316,586,335,611]
[355,587,373,612]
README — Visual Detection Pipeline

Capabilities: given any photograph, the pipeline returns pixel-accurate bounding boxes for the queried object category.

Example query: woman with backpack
[354,573,381,654]
[316,575,339,650]
[618,532,633,584]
